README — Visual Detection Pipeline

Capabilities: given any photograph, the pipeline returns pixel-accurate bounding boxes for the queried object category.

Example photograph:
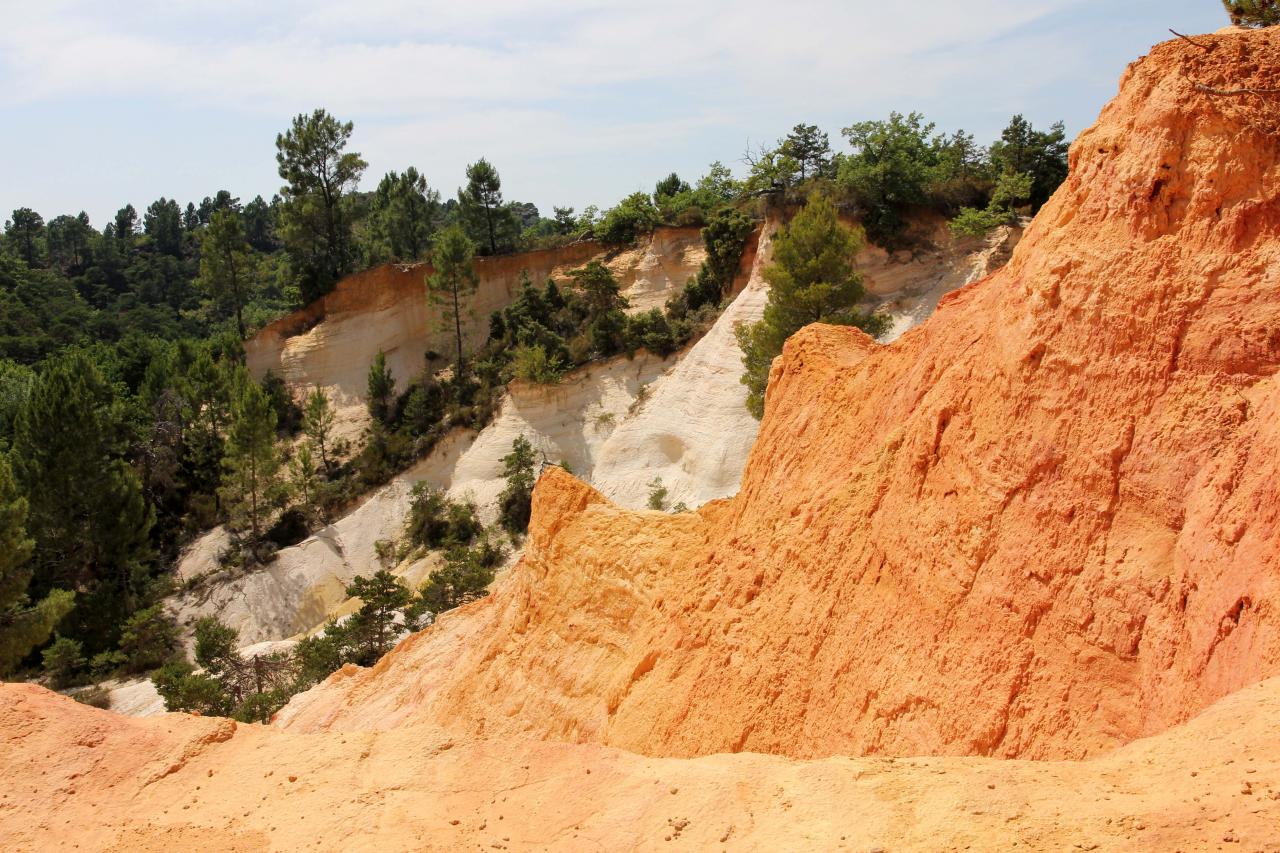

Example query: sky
[0,0,1227,228]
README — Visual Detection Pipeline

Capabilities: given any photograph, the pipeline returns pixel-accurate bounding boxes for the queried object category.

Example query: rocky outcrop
[244,228,706,415]
[864,217,1023,341]
[279,29,1280,762]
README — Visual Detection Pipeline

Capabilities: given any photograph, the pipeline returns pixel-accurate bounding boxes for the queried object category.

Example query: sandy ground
[3,674,1280,851]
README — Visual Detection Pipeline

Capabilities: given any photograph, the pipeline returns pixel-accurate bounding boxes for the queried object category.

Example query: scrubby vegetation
[471,210,747,392]
[157,514,508,721]
[744,114,1067,246]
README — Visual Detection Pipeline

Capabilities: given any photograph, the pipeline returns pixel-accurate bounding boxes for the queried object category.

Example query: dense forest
[0,107,1068,709]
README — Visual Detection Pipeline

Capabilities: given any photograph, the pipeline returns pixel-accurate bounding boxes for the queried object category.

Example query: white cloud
[0,0,1226,225]
[0,0,1077,114]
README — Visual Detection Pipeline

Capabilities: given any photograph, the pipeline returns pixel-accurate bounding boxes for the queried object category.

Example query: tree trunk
[452,280,465,379]
[249,453,259,544]
[227,245,246,341]
[484,204,496,254]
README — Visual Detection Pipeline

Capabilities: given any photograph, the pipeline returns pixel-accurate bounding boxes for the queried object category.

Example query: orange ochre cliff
[4,28,1280,852]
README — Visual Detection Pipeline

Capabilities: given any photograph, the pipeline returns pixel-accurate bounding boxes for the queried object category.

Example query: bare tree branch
[1169,29,1211,51]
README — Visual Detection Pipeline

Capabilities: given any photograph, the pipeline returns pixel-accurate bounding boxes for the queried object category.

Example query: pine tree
[302,387,335,472]
[290,443,319,519]
[458,158,505,254]
[275,109,368,302]
[1223,0,1279,25]
[366,351,395,423]
[143,198,184,257]
[196,209,253,340]
[12,351,152,649]
[4,208,46,267]
[568,260,627,321]
[0,456,73,674]
[736,194,884,418]
[343,570,411,664]
[781,123,832,181]
[220,378,282,546]
[117,604,178,672]
[426,226,479,380]
[184,350,234,503]
[367,168,439,262]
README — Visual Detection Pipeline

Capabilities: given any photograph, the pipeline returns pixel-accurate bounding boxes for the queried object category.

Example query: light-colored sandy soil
[3,675,1279,851]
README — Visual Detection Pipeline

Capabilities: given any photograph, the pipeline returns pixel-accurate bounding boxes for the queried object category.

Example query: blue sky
[0,0,1227,227]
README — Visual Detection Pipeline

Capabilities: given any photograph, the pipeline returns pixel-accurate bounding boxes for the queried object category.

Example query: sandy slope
[3,675,1279,851]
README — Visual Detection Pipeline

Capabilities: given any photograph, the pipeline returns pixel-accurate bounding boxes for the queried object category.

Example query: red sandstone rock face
[280,29,1280,760]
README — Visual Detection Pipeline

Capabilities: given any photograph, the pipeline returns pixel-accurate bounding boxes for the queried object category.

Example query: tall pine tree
[275,109,367,302]
[196,209,253,340]
[220,377,283,547]
[0,456,74,673]
[11,351,152,651]
[426,226,479,379]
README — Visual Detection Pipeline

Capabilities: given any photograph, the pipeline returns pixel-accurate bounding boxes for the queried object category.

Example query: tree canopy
[1223,0,1280,25]
[275,109,367,302]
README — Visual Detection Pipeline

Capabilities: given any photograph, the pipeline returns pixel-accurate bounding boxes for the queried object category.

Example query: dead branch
[1169,29,1211,51]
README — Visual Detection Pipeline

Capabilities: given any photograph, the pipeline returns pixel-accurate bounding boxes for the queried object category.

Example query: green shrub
[153,661,233,716]
[595,192,659,245]
[404,484,481,550]
[626,309,677,357]
[232,688,293,724]
[118,605,179,673]
[89,650,126,678]
[737,194,885,417]
[646,477,669,511]
[589,309,628,358]
[416,538,506,615]
[355,424,414,488]
[509,344,565,385]
[948,171,1030,237]
[293,630,343,689]
[497,437,537,536]
[400,380,446,436]
[193,615,239,676]
[948,206,1006,238]
[42,635,85,687]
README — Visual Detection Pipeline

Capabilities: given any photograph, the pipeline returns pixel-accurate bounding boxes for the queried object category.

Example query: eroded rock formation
[280,29,1280,761]
[4,28,1280,851]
